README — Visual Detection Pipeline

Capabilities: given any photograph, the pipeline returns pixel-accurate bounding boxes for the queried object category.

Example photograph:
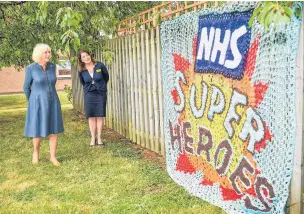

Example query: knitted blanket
[160,2,301,213]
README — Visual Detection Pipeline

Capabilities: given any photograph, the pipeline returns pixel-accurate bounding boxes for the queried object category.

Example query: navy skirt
[84,86,107,118]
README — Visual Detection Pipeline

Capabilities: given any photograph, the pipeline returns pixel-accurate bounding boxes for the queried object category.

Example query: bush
[64,84,73,104]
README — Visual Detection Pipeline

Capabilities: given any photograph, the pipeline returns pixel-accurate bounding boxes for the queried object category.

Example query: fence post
[136,32,144,146]
[146,29,154,151]
[134,33,140,145]
[128,35,134,141]
[141,30,149,149]
[123,36,129,138]
[156,25,165,156]
[113,39,118,132]
[108,41,114,129]
[290,12,304,214]
[151,27,160,153]
[125,35,131,139]
[131,34,137,143]
[118,38,123,135]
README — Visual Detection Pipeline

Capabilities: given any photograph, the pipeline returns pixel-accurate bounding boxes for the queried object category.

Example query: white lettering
[239,107,265,153]
[224,25,247,69]
[174,71,187,112]
[208,86,225,120]
[224,90,247,138]
[211,28,231,65]
[196,25,248,69]
[197,27,215,61]
[190,81,208,118]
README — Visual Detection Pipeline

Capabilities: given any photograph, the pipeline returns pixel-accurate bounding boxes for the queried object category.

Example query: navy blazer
[78,61,109,93]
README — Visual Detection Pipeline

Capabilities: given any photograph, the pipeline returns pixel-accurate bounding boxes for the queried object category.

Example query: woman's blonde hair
[32,43,51,63]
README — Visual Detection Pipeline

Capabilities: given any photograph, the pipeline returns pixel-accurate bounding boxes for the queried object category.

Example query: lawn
[0,91,71,111]
[0,93,225,214]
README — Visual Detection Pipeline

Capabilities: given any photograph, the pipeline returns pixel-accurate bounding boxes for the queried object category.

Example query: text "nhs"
[197,25,247,69]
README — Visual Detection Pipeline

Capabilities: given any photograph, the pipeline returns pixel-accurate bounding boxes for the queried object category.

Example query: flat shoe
[32,160,39,164]
[97,138,105,147]
[89,138,97,147]
[97,143,105,148]
[50,159,61,166]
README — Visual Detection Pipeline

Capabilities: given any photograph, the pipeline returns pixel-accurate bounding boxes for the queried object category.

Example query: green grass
[0,91,71,111]
[0,93,226,214]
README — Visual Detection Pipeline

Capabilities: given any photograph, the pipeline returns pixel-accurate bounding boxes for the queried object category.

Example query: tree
[0,1,161,69]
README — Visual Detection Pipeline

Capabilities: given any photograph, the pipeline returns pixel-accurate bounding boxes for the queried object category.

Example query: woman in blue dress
[24,43,64,166]
[78,50,109,147]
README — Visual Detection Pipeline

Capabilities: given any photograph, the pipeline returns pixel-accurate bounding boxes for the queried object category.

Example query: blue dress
[23,62,64,137]
[78,61,109,118]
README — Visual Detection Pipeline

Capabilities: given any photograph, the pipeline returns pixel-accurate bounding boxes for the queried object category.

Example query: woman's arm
[78,71,85,86]
[101,63,109,84]
[23,66,33,101]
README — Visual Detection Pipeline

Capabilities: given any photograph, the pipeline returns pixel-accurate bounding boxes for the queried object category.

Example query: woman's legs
[32,137,42,164]
[88,117,97,145]
[96,117,103,145]
[49,134,60,166]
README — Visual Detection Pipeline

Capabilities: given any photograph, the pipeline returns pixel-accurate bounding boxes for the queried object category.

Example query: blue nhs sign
[194,11,252,80]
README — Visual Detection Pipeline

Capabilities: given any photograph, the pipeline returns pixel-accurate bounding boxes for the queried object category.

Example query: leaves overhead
[249,1,302,31]
[0,1,160,69]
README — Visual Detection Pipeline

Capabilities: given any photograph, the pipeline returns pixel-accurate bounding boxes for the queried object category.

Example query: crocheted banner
[161,2,301,214]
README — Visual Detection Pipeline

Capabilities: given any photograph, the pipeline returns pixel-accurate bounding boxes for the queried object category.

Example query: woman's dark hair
[77,50,96,72]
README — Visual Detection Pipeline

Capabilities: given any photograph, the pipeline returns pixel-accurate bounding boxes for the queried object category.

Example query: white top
[89,72,95,84]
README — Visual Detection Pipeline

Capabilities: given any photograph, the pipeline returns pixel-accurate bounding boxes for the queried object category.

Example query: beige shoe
[97,138,105,147]
[50,158,61,166]
[90,137,97,147]
[32,159,39,164]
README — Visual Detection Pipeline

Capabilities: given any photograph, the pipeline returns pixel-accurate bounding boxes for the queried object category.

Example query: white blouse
[89,72,95,84]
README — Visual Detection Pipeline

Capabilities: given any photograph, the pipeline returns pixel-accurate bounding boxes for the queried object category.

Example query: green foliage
[152,9,162,27]
[0,1,65,68]
[115,2,161,20]
[0,2,160,69]
[101,49,114,65]
[64,84,73,105]
[156,12,162,26]
[293,2,303,20]
[249,1,302,31]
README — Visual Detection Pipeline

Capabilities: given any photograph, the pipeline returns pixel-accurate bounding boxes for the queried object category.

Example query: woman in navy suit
[78,50,109,147]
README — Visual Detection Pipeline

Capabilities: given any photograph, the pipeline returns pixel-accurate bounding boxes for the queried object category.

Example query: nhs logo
[195,11,252,80]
